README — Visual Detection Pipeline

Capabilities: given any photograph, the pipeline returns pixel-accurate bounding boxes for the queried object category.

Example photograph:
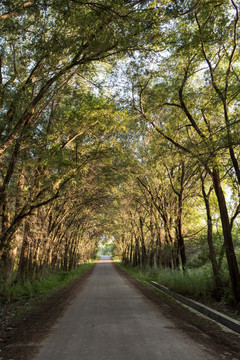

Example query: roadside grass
[0,261,96,335]
[4,262,95,304]
[116,261,235,308]
[116,261,240,322]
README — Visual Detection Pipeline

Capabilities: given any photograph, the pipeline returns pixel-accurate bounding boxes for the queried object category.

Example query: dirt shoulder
[114,264,240,359]
[0,266,95,360]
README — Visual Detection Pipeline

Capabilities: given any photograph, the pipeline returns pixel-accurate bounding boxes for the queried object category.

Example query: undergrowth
[117,262,232,304]
[2,261,95,305]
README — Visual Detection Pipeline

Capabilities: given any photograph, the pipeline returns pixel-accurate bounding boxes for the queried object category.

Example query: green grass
[3,262,95,304]
[116,262,159,284]
[0,262,96,334]
[156,267,216,299]
[116,261,240,323]
[116,262,232,302]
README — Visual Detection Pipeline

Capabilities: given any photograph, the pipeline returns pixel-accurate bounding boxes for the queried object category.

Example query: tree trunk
[177,164,187,271]
[64,238,69,271]
[172,230,180,270]
[17,217,32,282]
[139,216,147,270]
[30,236,41,281]
[211,167,240,303]
[1,168,25,287]
[129,233,133,264]
[133,235,140,267]
[0,188,10,292]
[149,210,156,268]
[200,174,222,293]
[1,247,17,299]
[156,230,162,268]
[177,202,186,270]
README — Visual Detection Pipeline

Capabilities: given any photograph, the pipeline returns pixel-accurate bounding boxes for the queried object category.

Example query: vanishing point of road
[34,257,238,360]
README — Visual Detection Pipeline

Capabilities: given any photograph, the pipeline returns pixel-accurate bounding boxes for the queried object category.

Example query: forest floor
[0,262,240,360]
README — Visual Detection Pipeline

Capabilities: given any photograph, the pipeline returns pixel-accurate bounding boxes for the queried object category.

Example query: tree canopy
[0,0,240,304]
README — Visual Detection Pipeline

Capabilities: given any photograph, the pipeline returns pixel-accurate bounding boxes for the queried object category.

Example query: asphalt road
[33,257,222,360]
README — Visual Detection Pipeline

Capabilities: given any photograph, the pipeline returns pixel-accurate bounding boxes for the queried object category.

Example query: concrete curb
[150,281,240,335]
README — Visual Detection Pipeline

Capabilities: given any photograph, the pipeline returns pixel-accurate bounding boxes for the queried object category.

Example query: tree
[125,0,240,302]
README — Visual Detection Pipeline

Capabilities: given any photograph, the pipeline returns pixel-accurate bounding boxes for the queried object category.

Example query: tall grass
[3,262,95,304]
[157,267,216,299]
[117,262,231,302]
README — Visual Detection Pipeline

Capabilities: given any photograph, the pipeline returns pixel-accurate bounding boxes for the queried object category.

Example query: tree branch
[61,121,98,149]
[230,202,240,230]
[225,0,239,95]
[179,56,206,139]
[164,164,180,196]
[0,1,33,20]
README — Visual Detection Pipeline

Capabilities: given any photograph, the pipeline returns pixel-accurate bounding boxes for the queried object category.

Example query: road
[33,257,230,360]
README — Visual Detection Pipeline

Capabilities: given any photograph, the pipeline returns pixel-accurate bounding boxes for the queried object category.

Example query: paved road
[34,257,220,360]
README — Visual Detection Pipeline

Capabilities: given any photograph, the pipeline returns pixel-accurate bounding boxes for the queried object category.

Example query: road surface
[33,257,231,360]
